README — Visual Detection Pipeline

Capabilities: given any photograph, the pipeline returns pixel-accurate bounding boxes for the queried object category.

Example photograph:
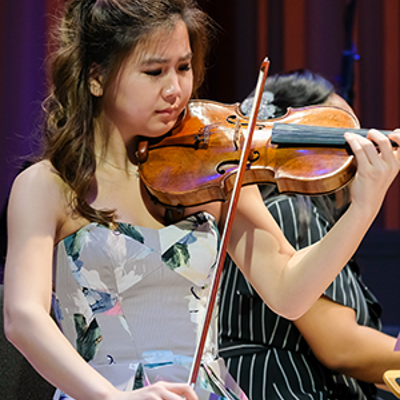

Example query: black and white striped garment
[219,194,382,400]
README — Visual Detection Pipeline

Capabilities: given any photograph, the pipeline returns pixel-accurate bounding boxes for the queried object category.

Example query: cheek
[110,88,147,124]
[120,83,154,112]
[183,73,194,98]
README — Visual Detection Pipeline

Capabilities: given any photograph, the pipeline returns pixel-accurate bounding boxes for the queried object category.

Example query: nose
[162,72,181,103]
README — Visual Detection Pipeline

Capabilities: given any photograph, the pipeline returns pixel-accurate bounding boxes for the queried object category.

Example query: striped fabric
[219,193,382,400]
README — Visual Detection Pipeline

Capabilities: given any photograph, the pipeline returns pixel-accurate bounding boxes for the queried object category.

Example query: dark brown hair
[42,0,212,225]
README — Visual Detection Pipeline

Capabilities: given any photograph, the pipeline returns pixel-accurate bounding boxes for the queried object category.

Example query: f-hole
[216,151,261,174]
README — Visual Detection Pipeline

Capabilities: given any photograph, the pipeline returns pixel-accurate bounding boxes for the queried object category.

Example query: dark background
[1,0,400,330]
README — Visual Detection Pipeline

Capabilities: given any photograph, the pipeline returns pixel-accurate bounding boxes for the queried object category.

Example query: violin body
[138,99,360,207]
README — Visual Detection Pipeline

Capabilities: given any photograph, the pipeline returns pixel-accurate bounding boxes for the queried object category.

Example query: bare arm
[3,162,197,400]
[294,295,400,384]
[228,129,400,319]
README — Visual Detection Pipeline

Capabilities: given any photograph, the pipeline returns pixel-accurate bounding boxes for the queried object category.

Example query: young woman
[3,1,400,399]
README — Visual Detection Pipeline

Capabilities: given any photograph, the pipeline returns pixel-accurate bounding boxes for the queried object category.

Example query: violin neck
[271,123,394,148]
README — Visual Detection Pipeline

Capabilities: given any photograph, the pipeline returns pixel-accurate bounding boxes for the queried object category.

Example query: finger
[368,128,400,173]
[388,128,400,153]
[366,128,394,161]
[344,131,377,167]
[168,385,198,400]
[159,382,198,400]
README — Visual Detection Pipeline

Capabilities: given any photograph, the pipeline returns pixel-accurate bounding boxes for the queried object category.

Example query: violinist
[220,69,400,400]
[3,1,400,400]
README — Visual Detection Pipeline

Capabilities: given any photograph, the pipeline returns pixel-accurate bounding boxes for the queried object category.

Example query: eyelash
[145,64,191,76]
[145,69,162,76]
[179,64,191,72]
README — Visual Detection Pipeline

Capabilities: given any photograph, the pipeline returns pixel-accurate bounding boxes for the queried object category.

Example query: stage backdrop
[1,0,400,323]
[2,0,398,228]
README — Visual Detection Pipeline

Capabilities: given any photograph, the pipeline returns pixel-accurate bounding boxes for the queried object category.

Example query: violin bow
[188,57,270,388]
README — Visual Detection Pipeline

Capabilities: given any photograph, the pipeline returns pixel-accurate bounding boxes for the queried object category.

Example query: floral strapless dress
[52,212,247,400]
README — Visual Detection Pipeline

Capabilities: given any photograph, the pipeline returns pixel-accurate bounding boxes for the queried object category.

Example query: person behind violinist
[219,69,400,400]
[3,1,400,399]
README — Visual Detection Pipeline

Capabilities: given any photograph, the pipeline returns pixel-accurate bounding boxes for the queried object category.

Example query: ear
[89,64,104,97]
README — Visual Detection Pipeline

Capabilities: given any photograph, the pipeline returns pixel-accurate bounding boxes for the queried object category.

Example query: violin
[136,99,384,208]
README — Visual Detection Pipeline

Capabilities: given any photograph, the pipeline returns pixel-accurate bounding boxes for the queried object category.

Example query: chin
[146,125,174,139]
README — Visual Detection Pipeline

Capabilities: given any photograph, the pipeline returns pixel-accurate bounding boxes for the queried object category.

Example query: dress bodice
[53,212,221,392]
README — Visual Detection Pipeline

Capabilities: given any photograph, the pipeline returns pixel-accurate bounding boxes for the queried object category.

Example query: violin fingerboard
[271,123,389,148]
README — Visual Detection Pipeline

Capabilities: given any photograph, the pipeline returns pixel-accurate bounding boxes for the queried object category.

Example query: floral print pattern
[52,212,245,399]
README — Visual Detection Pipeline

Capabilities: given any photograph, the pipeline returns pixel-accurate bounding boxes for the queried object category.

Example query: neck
[93,117,140,173]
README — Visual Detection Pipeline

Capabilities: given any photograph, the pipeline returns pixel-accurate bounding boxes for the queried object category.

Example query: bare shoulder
[11,160,66,203]
[8,160,71,236]
[13,159,59,180]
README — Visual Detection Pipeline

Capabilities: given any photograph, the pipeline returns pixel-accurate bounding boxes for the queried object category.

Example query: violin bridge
[233,119,242,150]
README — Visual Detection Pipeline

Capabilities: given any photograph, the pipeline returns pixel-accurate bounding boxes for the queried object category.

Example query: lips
[156,107,177,114]
[155,106,182,124]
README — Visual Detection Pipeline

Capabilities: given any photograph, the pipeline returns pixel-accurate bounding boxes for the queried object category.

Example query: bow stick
[188,57,270,388]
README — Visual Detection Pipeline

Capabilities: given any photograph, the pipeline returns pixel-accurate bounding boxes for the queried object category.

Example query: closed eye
[145,69,162,76]
[179,63,191,72]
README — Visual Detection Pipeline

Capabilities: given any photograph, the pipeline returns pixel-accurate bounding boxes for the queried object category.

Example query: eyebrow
[140,52,193,67]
